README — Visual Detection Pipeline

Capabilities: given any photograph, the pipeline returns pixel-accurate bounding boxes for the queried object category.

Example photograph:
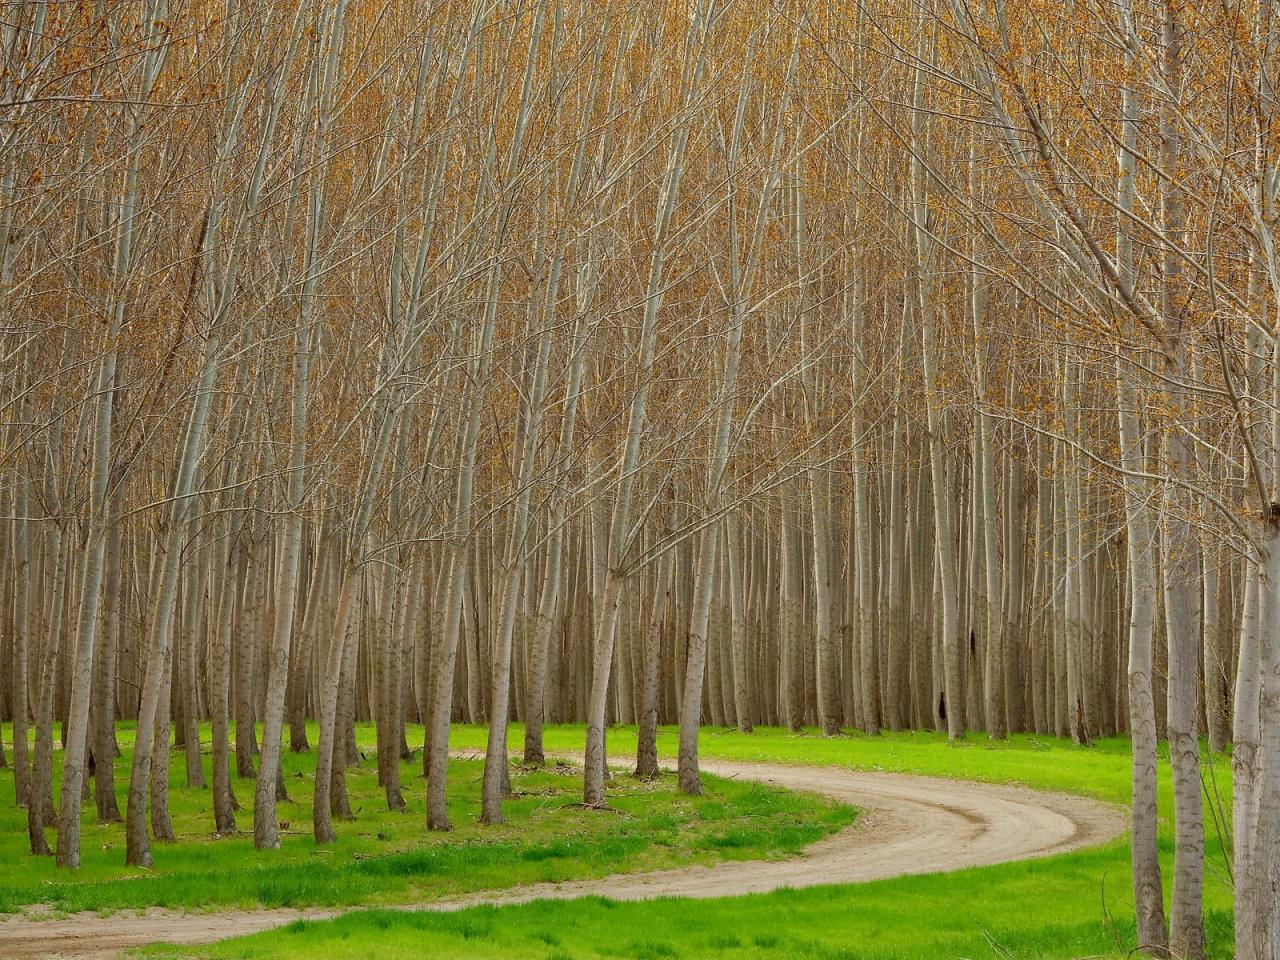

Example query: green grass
[0,722,853,915]
[133,724,1237,960]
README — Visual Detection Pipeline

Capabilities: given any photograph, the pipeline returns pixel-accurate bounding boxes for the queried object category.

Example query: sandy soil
[0,753,1128,958]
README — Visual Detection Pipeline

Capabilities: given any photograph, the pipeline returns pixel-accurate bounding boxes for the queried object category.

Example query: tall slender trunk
[781,493,805,731]
[587,5,712,806]
[179,548,206,790]
[1001,457,1026,734]
[1157,8,1204,955]
[524,519,564,767]
[1112,46,1163,945]
[253,307,313,848]
[150,647,174,844]
[426,310,495,828]
[636,535,674,778]
[236,542,260,779]
[911,46,963,740]
[726,514,753,734]
[1063,370,1088,746]
[28,525,67,854]
[210,513,240,834]
[850,272,879,736]
[969,160,1003,740]
[809,475,841,736]
[93,514,123,823]
[124,345,220,866]
[10,469,31,810]
[1235,556,1264,958]
[1202,547,1228,753]
[1123,437,1168,954]
[1251,520,1280,960]
[678,524,718,794]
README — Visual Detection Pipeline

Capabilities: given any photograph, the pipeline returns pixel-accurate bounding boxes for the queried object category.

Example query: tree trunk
[93,516,123,823]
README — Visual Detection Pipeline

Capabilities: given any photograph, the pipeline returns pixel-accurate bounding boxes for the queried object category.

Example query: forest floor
[0,725,1148,959]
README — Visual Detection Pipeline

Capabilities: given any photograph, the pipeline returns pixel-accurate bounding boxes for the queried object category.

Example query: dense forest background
[1,1,1278,957]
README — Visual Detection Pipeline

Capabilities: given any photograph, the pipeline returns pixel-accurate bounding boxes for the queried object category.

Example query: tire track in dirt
[0,754,1127,958]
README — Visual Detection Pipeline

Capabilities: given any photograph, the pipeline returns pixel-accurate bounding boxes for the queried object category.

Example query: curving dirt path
[0,753,1127,959]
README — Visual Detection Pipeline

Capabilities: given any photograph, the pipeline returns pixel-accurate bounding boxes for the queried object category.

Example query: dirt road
[0,754,1127,958]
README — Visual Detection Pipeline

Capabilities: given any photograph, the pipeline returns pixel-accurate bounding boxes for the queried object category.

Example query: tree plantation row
[0,1,1277,958]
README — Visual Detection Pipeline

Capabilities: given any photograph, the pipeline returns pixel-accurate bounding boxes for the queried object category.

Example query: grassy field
[134,724,1238,960]
[0,723,853,915]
